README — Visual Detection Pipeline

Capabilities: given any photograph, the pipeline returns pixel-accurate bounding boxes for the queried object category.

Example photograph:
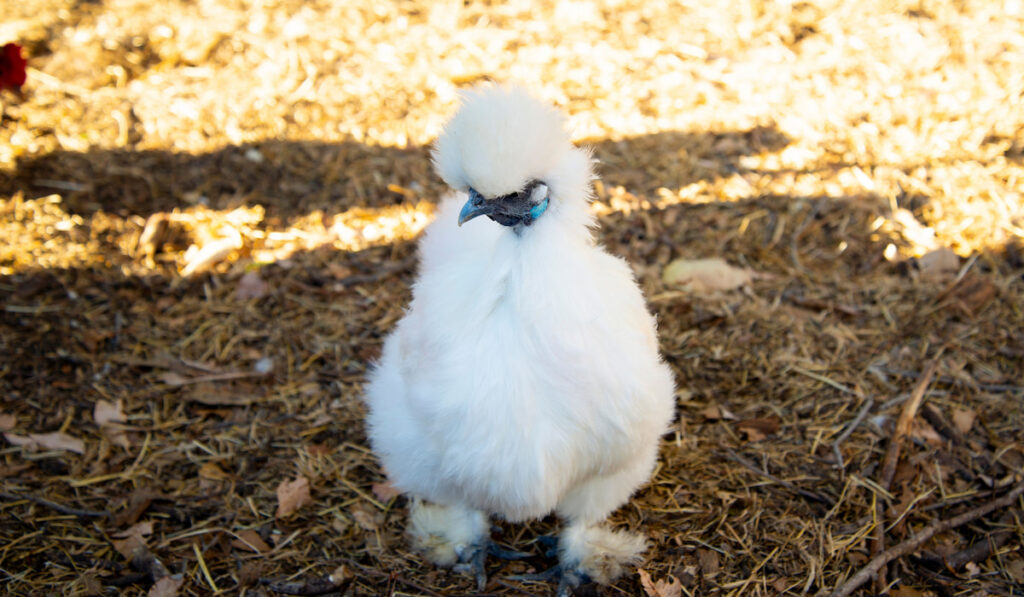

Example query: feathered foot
[408,500,530,589]
[558,524,647,586]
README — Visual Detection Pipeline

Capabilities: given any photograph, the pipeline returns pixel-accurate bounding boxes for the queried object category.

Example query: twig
[193,542,219,592]
[723,449,835,507]
[871,357,941,591]
[831,397,875,472]
[920,524,1014,571]
[0,491,109,518]
[828,480,1024,597]
[874,366,1022,395]
[878,358,941,490]
[791,366,861,396]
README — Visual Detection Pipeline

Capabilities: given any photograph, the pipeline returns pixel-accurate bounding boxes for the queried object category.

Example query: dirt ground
[1,1,1023,595]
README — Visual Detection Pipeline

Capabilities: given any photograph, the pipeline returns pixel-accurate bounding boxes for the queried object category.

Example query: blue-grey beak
[458,189,496,226]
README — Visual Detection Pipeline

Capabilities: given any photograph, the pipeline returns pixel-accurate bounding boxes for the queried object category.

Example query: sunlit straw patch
[0,193,434,276]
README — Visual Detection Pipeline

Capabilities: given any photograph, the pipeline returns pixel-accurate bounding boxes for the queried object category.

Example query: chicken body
[364,85,675,592]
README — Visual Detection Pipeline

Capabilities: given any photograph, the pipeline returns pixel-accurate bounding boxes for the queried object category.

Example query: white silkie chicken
[364,85,675,595]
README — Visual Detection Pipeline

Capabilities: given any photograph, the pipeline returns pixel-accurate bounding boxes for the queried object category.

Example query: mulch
[2,1,1022,595]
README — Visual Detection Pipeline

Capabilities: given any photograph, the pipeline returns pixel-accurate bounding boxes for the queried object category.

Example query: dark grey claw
[453,542,488,590]
[452,539,531,589]
[488,543,532,560]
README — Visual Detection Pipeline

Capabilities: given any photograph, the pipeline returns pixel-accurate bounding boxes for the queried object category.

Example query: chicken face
[457,180,550,228]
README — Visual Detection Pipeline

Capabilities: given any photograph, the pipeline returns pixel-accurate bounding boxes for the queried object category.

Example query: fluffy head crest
[432,85,581,200]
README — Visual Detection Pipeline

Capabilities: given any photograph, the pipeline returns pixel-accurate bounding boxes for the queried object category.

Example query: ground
[1,1,1023,596]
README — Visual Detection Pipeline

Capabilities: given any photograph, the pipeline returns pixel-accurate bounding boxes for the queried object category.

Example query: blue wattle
[529,197,549,221]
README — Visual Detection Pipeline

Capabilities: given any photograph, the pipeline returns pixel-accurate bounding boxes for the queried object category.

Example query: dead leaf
[112,490,157,527]
[916,248,959,280]
[148,575,184,597]
[0,413,15,431]
[1006,557,1024,583]
[276,477,313,518]
[996,447,1024,470]
[887,486,920,535]
[951,407,976,435]
[663,258,756,293]
[910,419,943,446]
[697,548,721,576]
[4,433,36,449]
[350,502,383,531]
[329,564,353,585]
[700,404,737,421]
[94,399,127,426]
[4,431,85,454]
[80,572,103,596]
[938,272,997,315]
[735,416,781,442]
[639,569,656,595]
[331,517,348,534]
[306,443,332,457]
[93,400,131,448]
[371,481,401,502]
[231,529,271,554]
[638,568,683,597]
[106,430,132,449]
[112,534,147,559]
[35,431,86,454]
[199,462,236,481]
[238,561,265,585]
[113,520,154,539]
[235,271,269,301]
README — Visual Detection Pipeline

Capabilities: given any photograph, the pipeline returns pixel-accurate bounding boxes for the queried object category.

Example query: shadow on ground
[1,126,790,221]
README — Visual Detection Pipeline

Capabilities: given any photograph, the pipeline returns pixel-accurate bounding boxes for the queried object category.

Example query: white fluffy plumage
[364,85,675,591]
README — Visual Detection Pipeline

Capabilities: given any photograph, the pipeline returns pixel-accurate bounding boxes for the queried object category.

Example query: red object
[0,43,27,91]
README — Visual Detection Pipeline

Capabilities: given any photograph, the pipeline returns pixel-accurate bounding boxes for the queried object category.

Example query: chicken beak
[458,191,496,226]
